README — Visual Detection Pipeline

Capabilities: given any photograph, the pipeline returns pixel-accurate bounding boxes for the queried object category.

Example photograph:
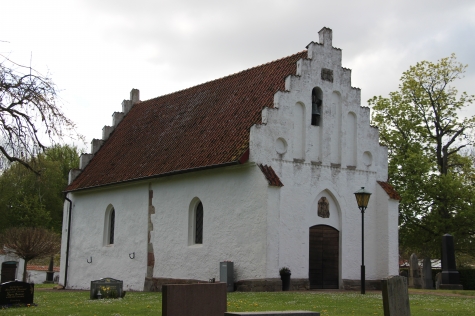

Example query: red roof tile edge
[27,265,60,272]
[258,164,284,187]
[66,161,241,192]
[377,181,401,200]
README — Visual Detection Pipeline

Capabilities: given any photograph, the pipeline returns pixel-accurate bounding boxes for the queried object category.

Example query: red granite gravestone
[162,283,226,316]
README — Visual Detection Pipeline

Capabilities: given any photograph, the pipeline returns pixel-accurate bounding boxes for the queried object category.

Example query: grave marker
[439,234,463,290]
[90,277,124,299]
[381,275,411,316]
[408,253,421,288]
[0,280,34,306]
[162,283,226,316]
[421,258,433,289]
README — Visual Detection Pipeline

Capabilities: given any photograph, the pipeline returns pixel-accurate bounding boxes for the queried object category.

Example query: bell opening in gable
[311,87,323,126]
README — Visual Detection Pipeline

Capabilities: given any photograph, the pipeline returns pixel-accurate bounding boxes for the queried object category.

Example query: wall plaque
[318,197,330,218]
[321,68,333,82]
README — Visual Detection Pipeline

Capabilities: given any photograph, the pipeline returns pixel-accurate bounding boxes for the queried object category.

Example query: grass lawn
[0,287,473,315]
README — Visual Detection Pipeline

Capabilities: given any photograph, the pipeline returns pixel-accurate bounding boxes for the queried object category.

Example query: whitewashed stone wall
[60,28,398,290]
[60,184,149,291]
[0,254,24,281]
[149,163,268,282]
[250,28,398,286]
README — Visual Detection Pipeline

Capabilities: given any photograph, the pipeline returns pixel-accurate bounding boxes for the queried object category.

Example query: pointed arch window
[109,208,115,245]
[104,206,116,246]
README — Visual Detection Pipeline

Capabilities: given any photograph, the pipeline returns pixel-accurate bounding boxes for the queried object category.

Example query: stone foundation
[147,277,386,292]
[342,279,382,291]
[235,278,310,292]
[145,277,311,292]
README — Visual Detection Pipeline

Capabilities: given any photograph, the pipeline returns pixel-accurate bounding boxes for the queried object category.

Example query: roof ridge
[141,50,308,103]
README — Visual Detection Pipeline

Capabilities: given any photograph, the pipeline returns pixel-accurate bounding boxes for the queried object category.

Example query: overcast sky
[1,0,474,152]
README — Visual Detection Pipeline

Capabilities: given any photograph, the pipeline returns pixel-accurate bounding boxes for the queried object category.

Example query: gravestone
[45,256,54,283]
[90,277,124,299]
[408,253,421,288]
[435,272,442,289]
[162,283,226,316]
[0,280,34,306]
[220,261,234,292]
[439,234,463,290]
[421,258,433,289]
[225,312,320,315]
[381,275,411,316]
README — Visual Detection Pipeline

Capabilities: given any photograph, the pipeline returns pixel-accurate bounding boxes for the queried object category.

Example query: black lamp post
[354,187,371,294]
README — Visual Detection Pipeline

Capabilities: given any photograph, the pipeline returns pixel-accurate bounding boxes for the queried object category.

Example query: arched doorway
[1,261,18,283]
[309,225,339,289]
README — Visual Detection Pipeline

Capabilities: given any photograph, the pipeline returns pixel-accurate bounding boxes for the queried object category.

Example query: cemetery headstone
[381,275,411,316]
[421,258,433,289]
[220,261,234,292]
[45,256,54,283]
[0,280,34,306]
[90,277,124,299]
[408,253,421,288]
[435,272,442,289]
[439,234,463,290]
[162,283,226,316]
[225,312,320,315]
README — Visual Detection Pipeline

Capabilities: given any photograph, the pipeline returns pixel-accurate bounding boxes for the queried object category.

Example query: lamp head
[354,187,371,209]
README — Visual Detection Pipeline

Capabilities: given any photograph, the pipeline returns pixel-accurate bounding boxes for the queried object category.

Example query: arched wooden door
[309,225,339,289]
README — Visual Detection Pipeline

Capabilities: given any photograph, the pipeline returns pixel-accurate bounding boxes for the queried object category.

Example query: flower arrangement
[98,286,118,299]
[279,267,291,275]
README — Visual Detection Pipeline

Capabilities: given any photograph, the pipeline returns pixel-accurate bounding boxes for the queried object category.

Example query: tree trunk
[22,259,29,282]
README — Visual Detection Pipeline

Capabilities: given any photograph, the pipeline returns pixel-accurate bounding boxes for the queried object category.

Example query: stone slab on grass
[162,283,226,316]
[382,275,411,316]
[225,312,320,316]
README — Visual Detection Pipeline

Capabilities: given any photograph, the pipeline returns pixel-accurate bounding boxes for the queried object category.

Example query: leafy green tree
[369,54,475,259]
[0,144,80,233]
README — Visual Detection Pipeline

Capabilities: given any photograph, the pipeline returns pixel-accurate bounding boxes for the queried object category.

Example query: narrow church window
[104,205,116,246]
[311,88,323,126]
[195,202,203,244]
[109,208,115,245]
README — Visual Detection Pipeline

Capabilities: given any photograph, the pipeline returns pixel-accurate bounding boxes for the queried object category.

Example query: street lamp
[354,187,371,294]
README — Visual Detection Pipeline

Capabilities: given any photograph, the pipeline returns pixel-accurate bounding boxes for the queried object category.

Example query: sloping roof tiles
[377,181,401,200]
[66,51,307,191]
[258,164,284,187]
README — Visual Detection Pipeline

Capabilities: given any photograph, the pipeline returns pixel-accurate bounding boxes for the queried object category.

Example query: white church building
[60,27,400,292]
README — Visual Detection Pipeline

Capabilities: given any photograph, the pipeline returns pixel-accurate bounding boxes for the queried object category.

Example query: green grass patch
[0,290,473,315]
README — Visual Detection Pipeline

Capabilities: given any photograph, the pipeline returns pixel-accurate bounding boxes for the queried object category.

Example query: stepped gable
[66,51,307,191]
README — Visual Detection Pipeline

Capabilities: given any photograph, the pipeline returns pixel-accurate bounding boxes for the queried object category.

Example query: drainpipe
[64,194,73,289]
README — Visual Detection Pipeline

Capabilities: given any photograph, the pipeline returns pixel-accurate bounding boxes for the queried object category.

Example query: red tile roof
[258,164,284,187]
[377,181,401,200]
[66,51,307,191]
[27,265,60,272]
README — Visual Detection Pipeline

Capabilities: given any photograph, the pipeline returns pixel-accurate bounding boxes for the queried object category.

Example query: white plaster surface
[26,269,60,284]
[60,184,149,290]
[60,28,398,290]
[151,164,268,282]
[0,254,24,281]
